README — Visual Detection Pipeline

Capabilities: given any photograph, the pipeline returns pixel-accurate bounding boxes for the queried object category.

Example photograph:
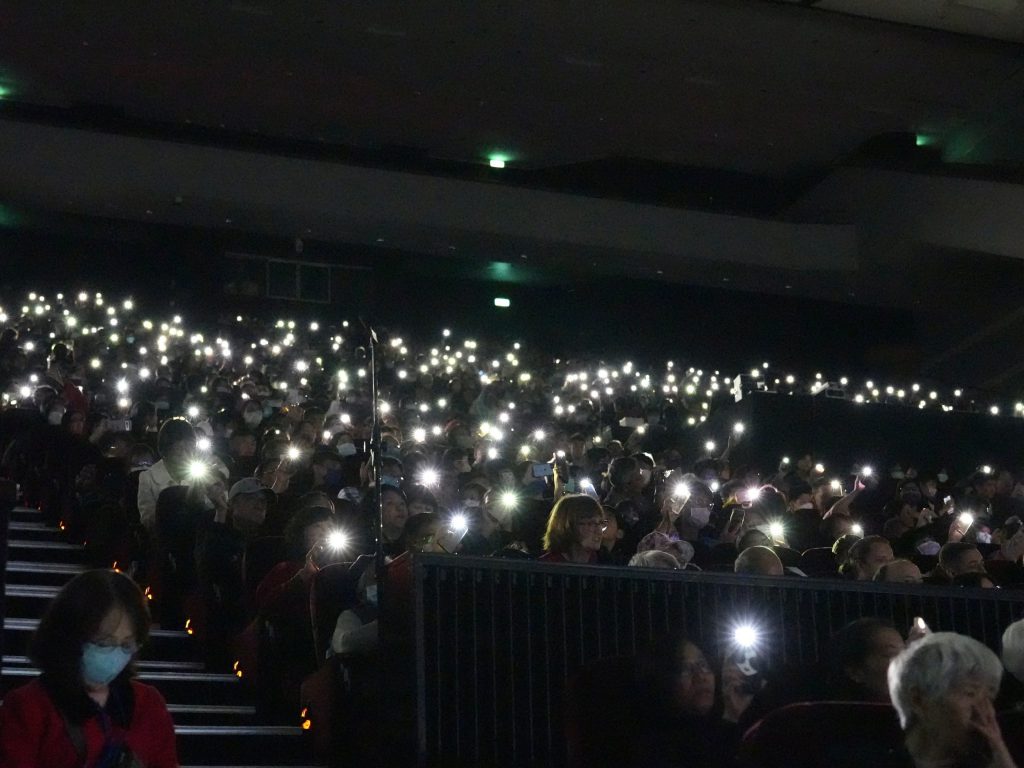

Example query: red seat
[738,701,904,768]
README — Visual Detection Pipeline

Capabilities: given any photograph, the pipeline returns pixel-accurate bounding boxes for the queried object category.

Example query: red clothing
[0,678,178,768]
[255,560,306,619]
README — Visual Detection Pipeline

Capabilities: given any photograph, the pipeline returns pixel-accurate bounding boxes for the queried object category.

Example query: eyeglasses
[92,640,139,655]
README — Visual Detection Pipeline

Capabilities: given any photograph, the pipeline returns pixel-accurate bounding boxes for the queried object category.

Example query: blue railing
[414,554,1024,768]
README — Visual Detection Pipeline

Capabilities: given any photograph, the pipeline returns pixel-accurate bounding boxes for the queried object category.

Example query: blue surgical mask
[381,475,402,488]
[81,643,133,685]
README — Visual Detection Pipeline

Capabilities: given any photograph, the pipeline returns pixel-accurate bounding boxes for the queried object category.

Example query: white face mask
[463,499,481,509]
[687,506,711,528]
[338,442,357,457]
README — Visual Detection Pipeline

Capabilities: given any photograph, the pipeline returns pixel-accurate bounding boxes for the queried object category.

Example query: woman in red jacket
[0,569,178,768]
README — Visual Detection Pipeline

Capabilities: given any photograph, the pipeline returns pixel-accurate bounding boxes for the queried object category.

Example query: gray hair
[1002,619,1024,684]
[628,550,679,569]
[887,632,1002,729]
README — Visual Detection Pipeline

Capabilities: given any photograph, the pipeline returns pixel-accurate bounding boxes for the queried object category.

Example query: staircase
[2,503,326,768]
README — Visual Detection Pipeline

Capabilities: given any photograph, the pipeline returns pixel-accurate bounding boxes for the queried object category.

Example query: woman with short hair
[888,632,1016,768]
[539,494,606,563]
[0,569,178,767]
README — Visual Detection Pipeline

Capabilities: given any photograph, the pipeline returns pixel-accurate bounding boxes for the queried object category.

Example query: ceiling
[0,0,1022,186]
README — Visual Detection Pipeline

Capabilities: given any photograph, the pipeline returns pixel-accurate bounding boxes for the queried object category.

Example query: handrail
[414,553,1024,768]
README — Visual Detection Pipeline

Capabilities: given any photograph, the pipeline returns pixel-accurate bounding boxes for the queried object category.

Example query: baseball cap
[229,477,273,502]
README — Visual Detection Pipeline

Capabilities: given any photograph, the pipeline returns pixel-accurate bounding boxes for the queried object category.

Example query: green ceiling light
[0,85,11,99]
[487,153,509,169]
[493,297,511,308]
[915,133,935,148]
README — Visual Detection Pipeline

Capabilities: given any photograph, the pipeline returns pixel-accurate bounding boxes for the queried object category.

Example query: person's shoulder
[0,678,52,718]
[129,680,170,711]
[3,677,47,704]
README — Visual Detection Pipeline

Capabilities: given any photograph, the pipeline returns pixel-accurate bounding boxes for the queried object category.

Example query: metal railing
[414,554,1024,768]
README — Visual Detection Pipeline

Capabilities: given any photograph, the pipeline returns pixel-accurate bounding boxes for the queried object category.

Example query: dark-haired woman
[0,569,178,767]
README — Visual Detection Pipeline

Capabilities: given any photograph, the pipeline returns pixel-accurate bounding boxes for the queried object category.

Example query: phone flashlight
[196,437,211,453]
[768,521,784,540]
[709,480,721,493]
[861,466,873,478]
[500,490,519,509]
[733,624,759,650]
[851,523,864,537]
[704,440,716,453]
[733,422,745,435]
[745,487,762,504]
[450,513,469,533]
[419,468,440,488]
[673,483,690,499]
[187,460,209,481]
[413,427,427,443]
[286,445,301,461]
[187,405,200,419]
[959,512,975,527]
[326,530,348,551]
[830,479,843,493]
[814,463,825,474]
[914,616,931,634]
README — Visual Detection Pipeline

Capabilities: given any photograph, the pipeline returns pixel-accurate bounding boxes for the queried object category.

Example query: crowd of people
[3,288,1024,766]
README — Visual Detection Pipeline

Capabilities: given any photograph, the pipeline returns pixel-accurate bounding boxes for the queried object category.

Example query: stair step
[6,539,86,563]
[3,655,205,673]
[168,703,258,725]
[1,667,249,706]
[3,584,65,618]
[4,560,87,586]
[10,508,44,523]
[6,522,68,542]
[175,726,315,766]
[3,618,196,661]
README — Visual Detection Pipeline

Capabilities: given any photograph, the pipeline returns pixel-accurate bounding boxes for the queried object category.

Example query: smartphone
[727,645,765,695]
[619,417,644,428]
[531,463,554,478]
[727,507,745,535]
[105,418,132,433]
[435,522,469,554]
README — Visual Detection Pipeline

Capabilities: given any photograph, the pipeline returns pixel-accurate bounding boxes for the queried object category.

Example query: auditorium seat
[565,656,638,768]
[799,547,837,576]
[738,701,904,768]
[985,559,1024,587]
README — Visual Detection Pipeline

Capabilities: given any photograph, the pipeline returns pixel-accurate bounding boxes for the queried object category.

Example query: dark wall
[702,392,1024,476]
[0,219,913,378]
